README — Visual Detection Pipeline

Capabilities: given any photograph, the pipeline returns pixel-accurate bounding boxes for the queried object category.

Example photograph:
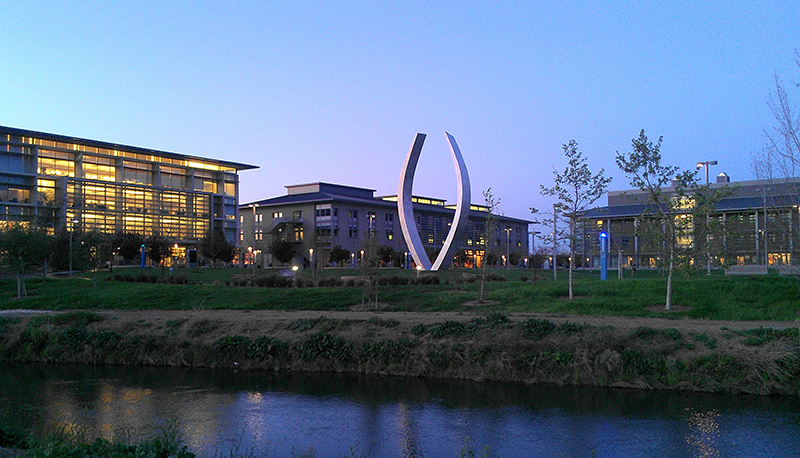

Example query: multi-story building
[240,182,531,268]
[0,125,257,251]
[577,173,800,268]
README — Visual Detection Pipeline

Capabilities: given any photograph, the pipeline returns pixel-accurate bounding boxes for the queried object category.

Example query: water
[1,363,799,457]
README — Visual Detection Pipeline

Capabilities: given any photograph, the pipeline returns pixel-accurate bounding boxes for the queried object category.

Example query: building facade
[240,182,531,268]
[578,174,800,268]
[0,126,257,249]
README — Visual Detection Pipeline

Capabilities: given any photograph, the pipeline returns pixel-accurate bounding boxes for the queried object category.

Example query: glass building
[0,125,257,248]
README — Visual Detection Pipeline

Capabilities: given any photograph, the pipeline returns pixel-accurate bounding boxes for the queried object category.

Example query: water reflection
[1,363,799,457]
[686,409,720,458]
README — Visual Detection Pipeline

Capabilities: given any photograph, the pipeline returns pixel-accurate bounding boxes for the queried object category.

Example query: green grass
[3,267,800,321]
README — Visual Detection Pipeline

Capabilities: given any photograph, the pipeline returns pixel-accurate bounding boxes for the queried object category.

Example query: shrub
[250,336,290,361]
[428,320,471,338]
[484,312,512,329]
[215,335,253,359]
[519,318,556,339]
[299,332,352,362]
[691,332,718,349]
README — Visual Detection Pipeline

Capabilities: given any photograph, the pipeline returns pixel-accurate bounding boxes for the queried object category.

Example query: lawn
[2,266,799,321]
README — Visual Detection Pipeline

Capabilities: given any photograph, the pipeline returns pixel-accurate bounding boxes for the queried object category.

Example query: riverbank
[1,309,797,396]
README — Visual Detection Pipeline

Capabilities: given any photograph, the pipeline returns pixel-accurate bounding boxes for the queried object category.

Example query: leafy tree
[146,233,172,276]
[0,225,50,298]
[479,188,500,303]
[540,140,611,299]
[329,245,351,266]
[201,229,237,265]
[50,230,109,274]
[377,245,397,267]
[268,238,295,265]
[616,130,698,310]
[113,230,145,264]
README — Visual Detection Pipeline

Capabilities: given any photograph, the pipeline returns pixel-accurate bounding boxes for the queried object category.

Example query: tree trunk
[665,245,674,310]
[569,216,574,300]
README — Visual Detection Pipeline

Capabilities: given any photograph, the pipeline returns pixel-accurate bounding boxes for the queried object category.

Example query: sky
[2,1,799,228]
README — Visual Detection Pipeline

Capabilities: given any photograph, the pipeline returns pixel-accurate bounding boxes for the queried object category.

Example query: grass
[3,267,800,321]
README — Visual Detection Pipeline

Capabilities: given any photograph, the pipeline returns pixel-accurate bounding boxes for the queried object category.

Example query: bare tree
[752,53,800,264]
[531,203,568,281]
[540,140,611,299]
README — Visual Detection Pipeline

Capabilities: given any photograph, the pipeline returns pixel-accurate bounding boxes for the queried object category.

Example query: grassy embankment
[0,268,799,398]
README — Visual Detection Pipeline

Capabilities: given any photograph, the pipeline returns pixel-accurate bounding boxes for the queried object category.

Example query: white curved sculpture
[398,132,471,271]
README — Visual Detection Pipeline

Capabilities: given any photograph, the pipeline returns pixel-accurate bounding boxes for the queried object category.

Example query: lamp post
[504,227,512,269]
[696,160,717,274]
[309,248,314,277]
[68,219,79,277]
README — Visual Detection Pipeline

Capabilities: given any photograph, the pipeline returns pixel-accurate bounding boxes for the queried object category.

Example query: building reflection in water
[685,408,720,458]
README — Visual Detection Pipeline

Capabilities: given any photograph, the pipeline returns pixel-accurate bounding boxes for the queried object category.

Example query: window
[240,215,244,223]
[293,210,302,220]
[255,213,262,223]
[273,211,283,218]
[255,228,263,241]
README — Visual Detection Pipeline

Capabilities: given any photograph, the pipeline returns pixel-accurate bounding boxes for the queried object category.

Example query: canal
[1,363,799,457]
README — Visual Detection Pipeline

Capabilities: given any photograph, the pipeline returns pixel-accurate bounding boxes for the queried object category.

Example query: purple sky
[2,1,799,229]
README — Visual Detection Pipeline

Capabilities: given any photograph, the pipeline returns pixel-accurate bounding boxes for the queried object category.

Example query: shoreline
[0,309,798,396]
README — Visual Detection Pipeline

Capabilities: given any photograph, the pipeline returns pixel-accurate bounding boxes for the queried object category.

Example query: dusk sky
[3,1,799,227]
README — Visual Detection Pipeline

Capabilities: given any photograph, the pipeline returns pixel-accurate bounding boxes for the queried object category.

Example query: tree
[329,245,351,266]
[201,229,237,266]
[0,225,50,298]
[530,202,567,280]
[616,130,698,310]
[113,231,145,264]
[377,245,397,267]
[752,52,800,263]
[359,232,381,307]
[146,233,172,276]
[540,140,611,299]
[478,188,500,303]
[268,238,295,265]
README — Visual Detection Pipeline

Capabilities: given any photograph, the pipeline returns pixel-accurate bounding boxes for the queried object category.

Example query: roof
[0,125,258,171]
[242,186,534,224]
[580,193,800,219]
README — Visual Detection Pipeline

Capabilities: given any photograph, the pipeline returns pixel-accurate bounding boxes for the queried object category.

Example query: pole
[600,232,608,280]
[553,203,557,280]
[69,227,73,277]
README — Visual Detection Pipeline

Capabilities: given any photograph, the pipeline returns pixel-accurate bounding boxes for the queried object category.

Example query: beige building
[240,182,531,268]
[578,174,800,268]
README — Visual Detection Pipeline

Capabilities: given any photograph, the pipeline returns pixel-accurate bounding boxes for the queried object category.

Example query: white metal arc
[397,132,471,271]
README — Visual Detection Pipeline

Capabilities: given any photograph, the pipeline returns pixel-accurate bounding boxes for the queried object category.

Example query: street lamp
[504,227,512,269]
[309,248,314,277]
[68,219,79,277]
[696,160,718,274]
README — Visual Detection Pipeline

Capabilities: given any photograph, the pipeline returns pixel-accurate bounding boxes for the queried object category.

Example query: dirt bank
[0,309,798,395]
